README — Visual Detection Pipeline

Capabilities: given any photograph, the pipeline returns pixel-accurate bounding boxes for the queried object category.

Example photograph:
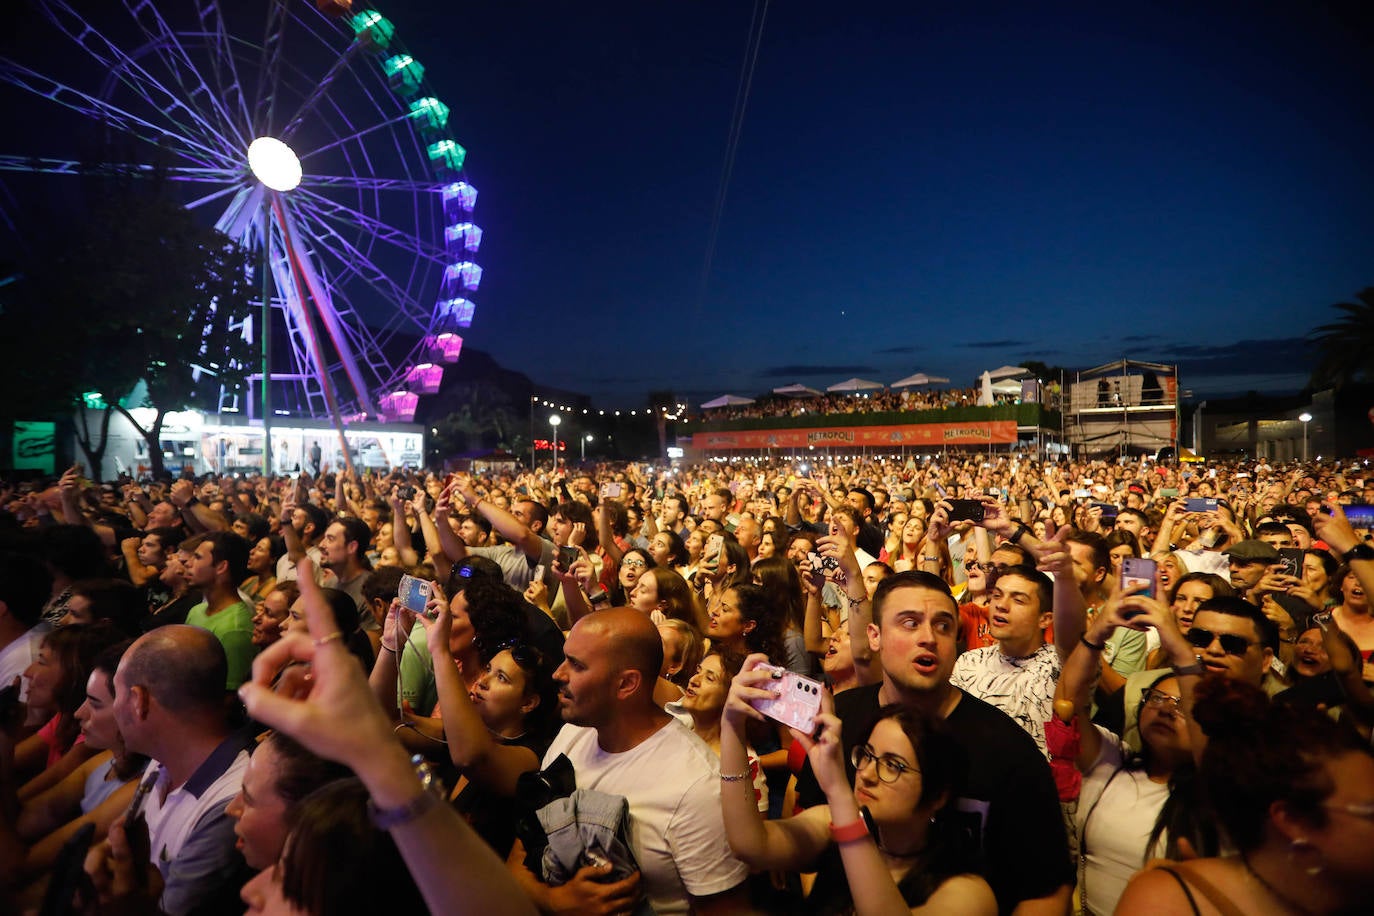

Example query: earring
[1288,837,1325,877]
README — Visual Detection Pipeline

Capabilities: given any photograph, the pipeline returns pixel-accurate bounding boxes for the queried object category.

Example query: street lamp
[582,433,593,462]
[1299,412,1312,462]
[549,415,561,468]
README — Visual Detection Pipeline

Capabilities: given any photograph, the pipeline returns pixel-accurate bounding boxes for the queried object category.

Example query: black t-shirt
[1274,671,1346,709]
[856,521,884,559]
[797,683,1073,915]
[454,730,548,859]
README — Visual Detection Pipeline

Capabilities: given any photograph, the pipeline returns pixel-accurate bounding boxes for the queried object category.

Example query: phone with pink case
[749,664,823,734]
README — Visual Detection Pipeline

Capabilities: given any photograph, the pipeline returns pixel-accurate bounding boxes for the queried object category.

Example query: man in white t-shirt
[951,564,1075,758]
[507,608,748,915]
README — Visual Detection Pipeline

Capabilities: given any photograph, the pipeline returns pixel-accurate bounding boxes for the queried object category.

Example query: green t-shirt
[184,600,258,689]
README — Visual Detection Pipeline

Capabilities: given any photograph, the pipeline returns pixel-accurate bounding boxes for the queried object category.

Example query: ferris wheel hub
[247,137,303,192]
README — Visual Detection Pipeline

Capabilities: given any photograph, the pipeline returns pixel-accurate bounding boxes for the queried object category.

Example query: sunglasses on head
[1184,626,1256,656]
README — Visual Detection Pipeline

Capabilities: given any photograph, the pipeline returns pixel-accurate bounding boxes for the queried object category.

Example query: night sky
[4,1,1374,411]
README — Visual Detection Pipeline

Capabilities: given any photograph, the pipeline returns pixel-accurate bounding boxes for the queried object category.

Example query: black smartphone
[1278,548,1304,578]
[946,499,985,523]
[1184,497,1218,513]
[557,545,579,571]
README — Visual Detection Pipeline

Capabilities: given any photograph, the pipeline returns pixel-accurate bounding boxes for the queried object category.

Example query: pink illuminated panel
[380,390,419,422]
[406,363,443,394]
[425,332,464,363]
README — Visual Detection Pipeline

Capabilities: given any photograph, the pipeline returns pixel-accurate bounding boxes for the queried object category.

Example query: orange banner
[686,421,1019,450]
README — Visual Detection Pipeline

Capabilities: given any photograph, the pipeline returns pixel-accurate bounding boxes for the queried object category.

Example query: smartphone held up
[749,665,823,735]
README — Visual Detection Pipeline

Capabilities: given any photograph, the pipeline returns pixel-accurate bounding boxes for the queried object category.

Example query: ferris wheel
[0,0,479,427]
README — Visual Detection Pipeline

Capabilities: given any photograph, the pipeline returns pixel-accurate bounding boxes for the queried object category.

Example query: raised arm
[1121,593,1206,766]
[239,559,536,916]
[800,555,831,654]
[420,584,539,795]
[419,488,457,584]
[454,477,543,560]
[120,536,159,588]
[823,534,881,685]
[387,493,421,568]
[593,503,625,568]
[1053,594,1140,772]
[169,478,227,532]
[1027,527,1087,663]
[719,655,830,870]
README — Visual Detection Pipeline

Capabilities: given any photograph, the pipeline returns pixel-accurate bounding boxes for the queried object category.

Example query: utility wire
[695,0,769,317]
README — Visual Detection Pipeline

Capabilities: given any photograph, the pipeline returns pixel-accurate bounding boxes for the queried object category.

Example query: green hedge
[694,403,1060,432]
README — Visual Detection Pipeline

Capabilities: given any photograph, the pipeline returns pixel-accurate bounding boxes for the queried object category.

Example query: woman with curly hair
[1117,677,1374,915]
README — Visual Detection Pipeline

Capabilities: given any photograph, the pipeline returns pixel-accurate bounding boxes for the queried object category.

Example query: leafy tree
[3,170,254,479]
[1309,287,1374,389]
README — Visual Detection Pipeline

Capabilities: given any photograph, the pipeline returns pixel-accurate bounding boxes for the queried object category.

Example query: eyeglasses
[850,744,916,784]
[1141,688,1185,716]
[964,561,983,572]
[622,557,648,569]
[1184,626,1256,656]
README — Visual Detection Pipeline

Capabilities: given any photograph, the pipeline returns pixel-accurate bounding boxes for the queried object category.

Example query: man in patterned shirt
[951,564,1074,758]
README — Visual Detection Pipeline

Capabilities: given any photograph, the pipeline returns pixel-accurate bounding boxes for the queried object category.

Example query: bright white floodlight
[247,137,303,191]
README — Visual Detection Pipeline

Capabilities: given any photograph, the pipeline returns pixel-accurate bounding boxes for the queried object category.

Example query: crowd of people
[700,386,994,421]
[1,450,1372,914]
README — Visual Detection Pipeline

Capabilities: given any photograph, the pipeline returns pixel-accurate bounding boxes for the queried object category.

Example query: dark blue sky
[4,1,1372,413]
[394,0,1373,407]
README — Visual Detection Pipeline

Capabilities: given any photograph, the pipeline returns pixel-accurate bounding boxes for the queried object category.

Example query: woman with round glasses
[1118,677,1374,915]
[719,654,995,914]
[1055,590,1197,915]
[608,547,656,606]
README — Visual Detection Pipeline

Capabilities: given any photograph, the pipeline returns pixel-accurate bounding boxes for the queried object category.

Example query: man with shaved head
[507,608,748,915]
[101,625,249,914]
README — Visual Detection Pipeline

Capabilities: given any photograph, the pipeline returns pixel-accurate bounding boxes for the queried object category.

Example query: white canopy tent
[890,372,951,388]
[772,383,823,398]
[699,394,756,409]
[826,377,885,393]
[987,364,1031,380]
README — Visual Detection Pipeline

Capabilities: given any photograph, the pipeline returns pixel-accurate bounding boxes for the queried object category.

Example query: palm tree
[1309,287,1374,389]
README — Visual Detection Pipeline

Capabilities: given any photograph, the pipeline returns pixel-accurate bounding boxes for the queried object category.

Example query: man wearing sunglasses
[1177,596,1277,687]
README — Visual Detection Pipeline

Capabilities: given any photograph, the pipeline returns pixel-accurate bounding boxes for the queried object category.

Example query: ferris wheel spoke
[278,42,366,145]
[117,0,248,150]
[296,111,413,163]
[191,0,255,140]
[304,281,398,393]
[275,198,382,416]
[254,0,291,136]
[0,156,239,182]
[293,187,447,264]
[26,2,238,164]
[296,174,445,194]
[290,206,435,333]
[0,59,236,168]
[269,209,368,417]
